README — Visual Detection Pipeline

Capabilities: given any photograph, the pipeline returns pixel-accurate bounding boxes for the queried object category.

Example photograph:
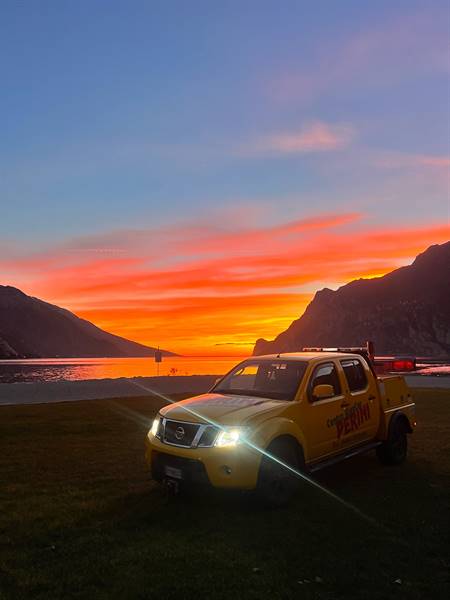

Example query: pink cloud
[239,122,354,156]
[269,11,449,105]
[374,153,450,170]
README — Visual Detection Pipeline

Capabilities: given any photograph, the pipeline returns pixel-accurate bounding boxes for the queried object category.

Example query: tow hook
[163,478,180,496]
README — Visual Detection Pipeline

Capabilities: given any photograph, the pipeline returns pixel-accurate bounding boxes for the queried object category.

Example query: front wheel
[377,420,408,465]
[255,438,304,508]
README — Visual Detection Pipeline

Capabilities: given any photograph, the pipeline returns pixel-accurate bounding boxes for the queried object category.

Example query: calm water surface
[0,356,448,384]
[0,356,245,384]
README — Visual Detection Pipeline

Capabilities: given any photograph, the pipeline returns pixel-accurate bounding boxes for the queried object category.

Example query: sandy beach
[0,373,448,407]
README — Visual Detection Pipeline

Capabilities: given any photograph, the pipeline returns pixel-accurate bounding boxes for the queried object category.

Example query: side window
[309,362,341,401]
[341,359,368,392]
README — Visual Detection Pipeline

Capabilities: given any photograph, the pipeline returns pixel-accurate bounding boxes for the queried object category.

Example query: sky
[1,0,449,355]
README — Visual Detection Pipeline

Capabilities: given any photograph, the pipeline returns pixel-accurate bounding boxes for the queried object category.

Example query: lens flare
[122,380,384,527]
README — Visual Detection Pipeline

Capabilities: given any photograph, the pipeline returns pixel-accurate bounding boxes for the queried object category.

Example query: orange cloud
[76,293,311,356]
[2,212,449,355]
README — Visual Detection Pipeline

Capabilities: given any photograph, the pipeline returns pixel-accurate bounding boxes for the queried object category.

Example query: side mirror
[312,384,334,400]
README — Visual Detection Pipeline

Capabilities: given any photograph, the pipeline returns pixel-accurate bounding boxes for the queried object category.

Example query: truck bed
[377,374,414,414]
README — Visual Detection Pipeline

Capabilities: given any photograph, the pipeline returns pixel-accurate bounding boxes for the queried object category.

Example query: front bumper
[145,434,262,490]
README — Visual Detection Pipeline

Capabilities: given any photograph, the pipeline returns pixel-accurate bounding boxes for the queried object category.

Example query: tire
[377,419,408,465]
[255,438,304,508]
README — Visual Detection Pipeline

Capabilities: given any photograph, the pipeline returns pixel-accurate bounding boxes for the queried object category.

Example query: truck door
[337,358,380,446]
[300,361,347,461]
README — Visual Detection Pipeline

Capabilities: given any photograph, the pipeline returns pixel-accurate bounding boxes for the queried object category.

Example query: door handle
[368,395,376,401]
[341,401,350,408]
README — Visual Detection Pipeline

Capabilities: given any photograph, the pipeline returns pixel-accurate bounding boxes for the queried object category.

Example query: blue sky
[1,0,448,243]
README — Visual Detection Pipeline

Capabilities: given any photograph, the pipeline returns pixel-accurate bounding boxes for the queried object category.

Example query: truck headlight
[150,418,160,437]
[214,427,248,448]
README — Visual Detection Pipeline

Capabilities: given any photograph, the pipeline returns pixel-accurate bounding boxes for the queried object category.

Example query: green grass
[1,388,449,599]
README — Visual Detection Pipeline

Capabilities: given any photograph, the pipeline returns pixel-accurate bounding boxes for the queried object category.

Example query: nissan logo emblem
[175,426,185,440]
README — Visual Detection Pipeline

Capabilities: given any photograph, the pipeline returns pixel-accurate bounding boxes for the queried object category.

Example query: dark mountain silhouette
[253,241,450,357]
[0,286,177,359]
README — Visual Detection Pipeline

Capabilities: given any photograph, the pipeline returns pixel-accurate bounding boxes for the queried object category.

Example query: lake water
[0,356,245,383]
[0,356,449,384]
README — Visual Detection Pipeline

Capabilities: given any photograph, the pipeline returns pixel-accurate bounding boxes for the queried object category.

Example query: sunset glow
[2,214,449,355]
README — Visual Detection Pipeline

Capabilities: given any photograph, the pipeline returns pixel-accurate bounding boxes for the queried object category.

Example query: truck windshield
[213,359,307,401]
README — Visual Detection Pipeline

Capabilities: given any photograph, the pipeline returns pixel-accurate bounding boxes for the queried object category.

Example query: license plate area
[164,465,183,480]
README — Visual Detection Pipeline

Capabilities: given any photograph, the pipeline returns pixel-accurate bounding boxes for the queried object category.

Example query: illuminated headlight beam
[215,427,248,447]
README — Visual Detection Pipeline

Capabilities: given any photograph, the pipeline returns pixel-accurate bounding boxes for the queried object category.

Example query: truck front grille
[160,418,219,448]
[163,420,200,447]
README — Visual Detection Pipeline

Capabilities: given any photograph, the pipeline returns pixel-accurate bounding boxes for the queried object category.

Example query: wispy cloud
[237,122,355,156]
[268,11,449,105]
[374,152,450,170]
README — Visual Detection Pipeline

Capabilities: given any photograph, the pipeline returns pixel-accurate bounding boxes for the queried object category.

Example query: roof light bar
[301,341,416,372]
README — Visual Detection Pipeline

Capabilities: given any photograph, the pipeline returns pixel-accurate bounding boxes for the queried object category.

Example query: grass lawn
[0,388,449,599]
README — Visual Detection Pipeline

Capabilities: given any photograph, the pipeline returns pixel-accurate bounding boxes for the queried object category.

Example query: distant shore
[0,373,448,407]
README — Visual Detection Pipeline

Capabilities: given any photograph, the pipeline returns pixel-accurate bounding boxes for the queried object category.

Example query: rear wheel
[377,420,408,465]
[256,438,304,508]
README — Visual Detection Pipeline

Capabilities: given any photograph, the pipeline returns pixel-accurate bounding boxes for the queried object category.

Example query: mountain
[253,241,450,357]
[0,286,177,359]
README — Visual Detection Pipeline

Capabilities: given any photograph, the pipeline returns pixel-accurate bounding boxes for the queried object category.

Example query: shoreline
[0,375,218,407]
[0,373,449,407]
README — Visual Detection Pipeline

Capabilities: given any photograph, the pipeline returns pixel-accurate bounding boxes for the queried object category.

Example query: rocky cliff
[253,242,450,357]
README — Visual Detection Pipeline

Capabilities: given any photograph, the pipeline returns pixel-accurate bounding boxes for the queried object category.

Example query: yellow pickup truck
[145,350,416,506]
